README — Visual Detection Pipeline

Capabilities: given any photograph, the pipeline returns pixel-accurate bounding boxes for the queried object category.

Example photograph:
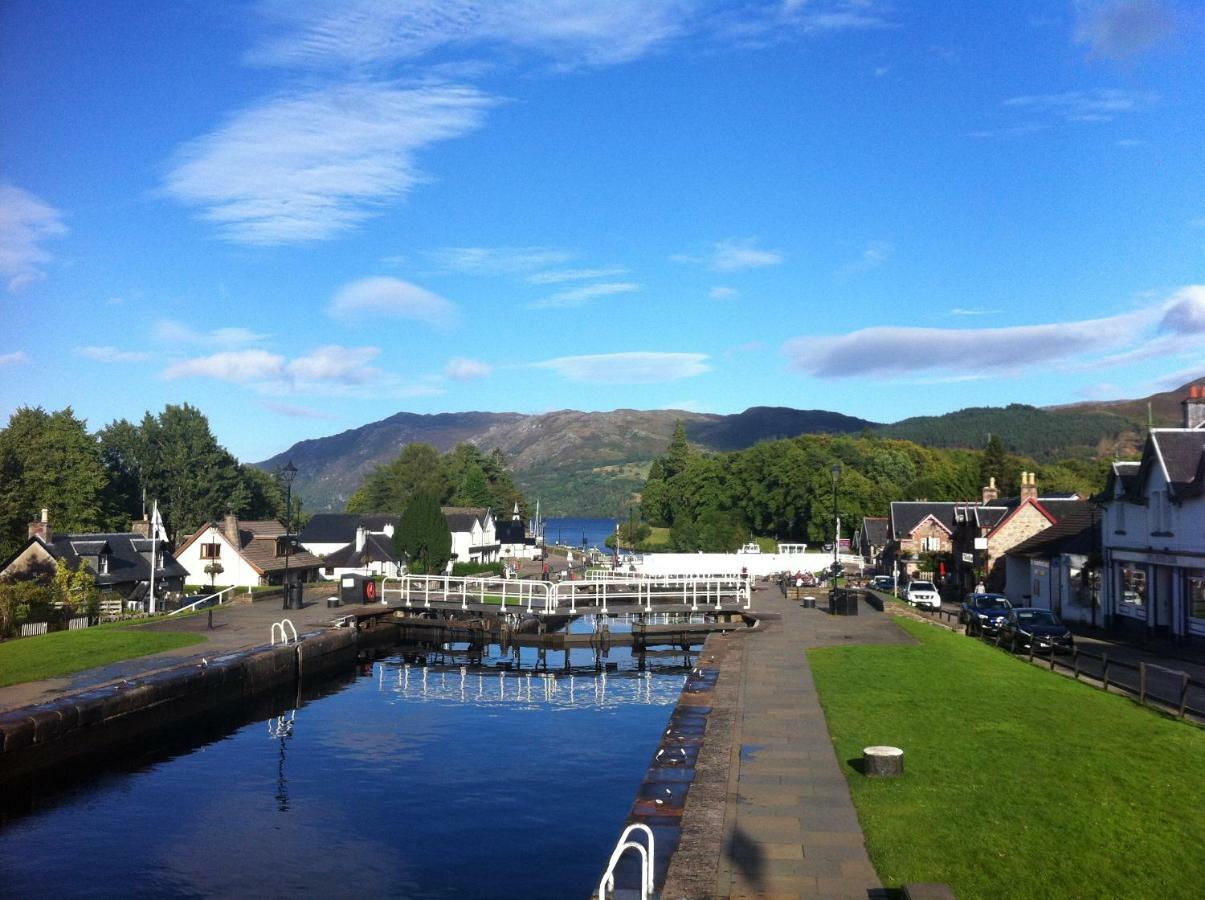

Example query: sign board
[962,553,973,563]
[974,537,988,550]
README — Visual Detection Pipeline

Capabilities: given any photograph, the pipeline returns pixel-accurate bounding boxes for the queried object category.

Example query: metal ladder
[270,618,298,646]
[598,823,655,899]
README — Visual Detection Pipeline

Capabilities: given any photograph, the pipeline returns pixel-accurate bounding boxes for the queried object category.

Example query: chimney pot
[1185,383,1205,429]
[355,525,367,553]
[28,509,52,543]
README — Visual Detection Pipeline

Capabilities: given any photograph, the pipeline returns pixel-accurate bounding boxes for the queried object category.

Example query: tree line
[0,404,289,560]
[638,423,1110,552]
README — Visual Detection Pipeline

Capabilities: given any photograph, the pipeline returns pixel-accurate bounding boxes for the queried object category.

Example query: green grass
[808,617,1205,899]
[0,621,205,688]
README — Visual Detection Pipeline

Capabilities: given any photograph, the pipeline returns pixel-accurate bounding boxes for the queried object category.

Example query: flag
[151,501,168,542]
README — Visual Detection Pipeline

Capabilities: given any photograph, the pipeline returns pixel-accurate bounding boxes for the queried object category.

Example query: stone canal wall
[0,624,383,783]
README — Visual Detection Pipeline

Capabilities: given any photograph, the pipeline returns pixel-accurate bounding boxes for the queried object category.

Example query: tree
[394,492,452,573]
[347,443,451,513]
[980,434,1008,495]
[52,557,99,618]
[662,421,691,480]
[0,407,110,559]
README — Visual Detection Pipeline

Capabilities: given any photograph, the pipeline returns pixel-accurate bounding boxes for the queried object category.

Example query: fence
[907,600,1205,722]
[14,615,93,639]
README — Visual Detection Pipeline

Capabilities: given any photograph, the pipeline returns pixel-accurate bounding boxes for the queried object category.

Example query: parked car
[904,580,941,611]
[960,593,1012,636]
[870,575,894,591]
[998,607,1074,653]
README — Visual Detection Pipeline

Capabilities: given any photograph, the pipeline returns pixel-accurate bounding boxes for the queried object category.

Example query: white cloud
[428,246,573,274]
[1074,0,1174,59]
[285,344,381,384]
[968,123,1047,140]
[153,320,267,347]
[163,349,286,383]
[712,0,893,45]
[675,237,784,272]
[328,276,458,326]
[248,1,692,71]
[709,286,739,300]
[0,350,29,368]
[1003,88,1158,123]
[0,184,67,293]
[527,267,627,284]
[444,356,492,381]
[164,82,494,244]
[260,400,338,420]
[1159,285,1205,334]
[74,346,151,363]
[948,307,1001,317]
[1155,364,1205,390]
[529,281,640,309]
[535,351,709,384]
[838,240,893,278]
[781,288,1205,379]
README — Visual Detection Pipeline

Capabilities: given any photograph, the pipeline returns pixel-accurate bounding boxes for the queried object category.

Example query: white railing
[68,615,91,631]
[270,618,298,646]
[598,823,654,900]
[170,586,237,615]
[20,622,48,637]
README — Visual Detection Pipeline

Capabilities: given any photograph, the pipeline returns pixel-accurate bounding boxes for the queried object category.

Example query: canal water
[542,516,618,553]
[0,628,695,899]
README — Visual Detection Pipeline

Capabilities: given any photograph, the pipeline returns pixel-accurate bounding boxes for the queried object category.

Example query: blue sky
[2,0,1203,461]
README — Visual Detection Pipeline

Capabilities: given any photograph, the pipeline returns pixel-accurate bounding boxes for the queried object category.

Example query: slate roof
[179,519,323,575]
[889,502,960,538]
[46,532,189,586]
[322,532,398,567]
[1150,429,1205,497]
[441,506,489,532]
[860,517,888,547]
[496,519,528,544]
[299,513,399,544]
[1007,503,1098,559]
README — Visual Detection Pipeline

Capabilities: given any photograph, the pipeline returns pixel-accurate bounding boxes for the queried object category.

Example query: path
[665,584,909,899]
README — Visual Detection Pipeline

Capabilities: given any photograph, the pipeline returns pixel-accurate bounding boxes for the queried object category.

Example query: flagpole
[149,501,158,615]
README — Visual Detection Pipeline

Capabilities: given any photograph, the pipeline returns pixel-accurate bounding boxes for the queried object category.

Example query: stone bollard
[863,745,904,777]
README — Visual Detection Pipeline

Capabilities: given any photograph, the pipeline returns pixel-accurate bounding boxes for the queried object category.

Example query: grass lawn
[0,621,205,688]
[809,617,1205,899]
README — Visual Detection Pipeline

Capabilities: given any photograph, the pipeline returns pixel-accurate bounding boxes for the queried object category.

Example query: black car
[870,575,895,592]
[959,593,1012,636]
[998,607,1074,653]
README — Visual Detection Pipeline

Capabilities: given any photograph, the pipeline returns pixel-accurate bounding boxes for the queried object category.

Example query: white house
[1098,384,1205,643]
[176,514,323,589]
[299,514,403,580]
[440,507,498,564]
[1003,502,1100,625]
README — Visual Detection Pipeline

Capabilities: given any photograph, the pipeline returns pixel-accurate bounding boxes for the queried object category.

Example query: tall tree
[347,443,451,513]
[979,434,1008,495]
[662,420,691,480]
[394,492,452,573]
[0,407,110,558]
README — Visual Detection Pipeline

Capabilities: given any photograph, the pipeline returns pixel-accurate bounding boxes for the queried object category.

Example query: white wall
[635,551,836,578]
[177,525,261,588]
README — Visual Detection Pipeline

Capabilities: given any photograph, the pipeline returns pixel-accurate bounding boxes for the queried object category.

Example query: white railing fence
[170,586,237,616]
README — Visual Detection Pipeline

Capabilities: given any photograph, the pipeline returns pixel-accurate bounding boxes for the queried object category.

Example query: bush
[452,561,504,577]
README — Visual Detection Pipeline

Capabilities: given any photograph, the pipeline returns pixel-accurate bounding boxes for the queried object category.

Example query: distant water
[543,517,618,551]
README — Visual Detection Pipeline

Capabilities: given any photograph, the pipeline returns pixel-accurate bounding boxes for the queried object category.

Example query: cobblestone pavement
[666,584,911,899]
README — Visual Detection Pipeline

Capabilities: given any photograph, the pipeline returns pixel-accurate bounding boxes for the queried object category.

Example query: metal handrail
[598,823,654,900]
[170,586,236,615]
[270,618,298,646]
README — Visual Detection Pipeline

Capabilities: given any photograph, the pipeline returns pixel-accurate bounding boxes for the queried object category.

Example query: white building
[299,514,402,580]
[176,514,323,589]
[497,503,539,560]
[1003,503,1100,625]
[442,507,499,564]
[1098,385,1205,643]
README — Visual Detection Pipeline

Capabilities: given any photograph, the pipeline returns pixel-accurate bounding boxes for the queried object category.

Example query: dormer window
[98,552,110,575]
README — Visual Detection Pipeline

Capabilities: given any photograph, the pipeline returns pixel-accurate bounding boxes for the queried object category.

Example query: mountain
[258,407,875,516]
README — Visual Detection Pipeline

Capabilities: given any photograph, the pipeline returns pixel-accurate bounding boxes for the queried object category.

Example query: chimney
[1183,383,1205,430]
[512,502,520,522]
[355,525,367,553]
[223,513,240,545]
[27,508,52,543]
[982,476,998,504]
[130,518,151,538]
[1019,471,1038,503]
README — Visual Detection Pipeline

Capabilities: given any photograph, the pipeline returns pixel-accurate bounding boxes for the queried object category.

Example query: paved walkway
[668,584,910,899]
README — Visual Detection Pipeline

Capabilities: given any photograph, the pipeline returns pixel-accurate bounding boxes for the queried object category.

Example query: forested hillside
[638,423,1110,552]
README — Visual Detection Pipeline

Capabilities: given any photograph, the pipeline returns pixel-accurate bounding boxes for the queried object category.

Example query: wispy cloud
[153,320,267,347]
[535,351,710,384]
[709,286,739,301]
[784,286,1205,379]
[249,1,691,71]
[712,0,893,46]
[328,276,458,327]
[838,240,893,278]
[260,400,338,420]
[1003,88,1158,123]
[0,350,29,368]
[1115,138,1146,147]
[674,237,784,272]
[428,245,573,274]
[0,184,67,292]
[164,82,494,244]
[444,356,492,381]
[164,349,286,383]
[968,123,1047,140]
[526,267,627,285]
[74,346,151,363]
[1074,0,1174,59]
[529,281,639,309]
[948,307,1001,317]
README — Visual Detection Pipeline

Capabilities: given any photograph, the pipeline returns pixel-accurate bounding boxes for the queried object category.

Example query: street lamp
[831,463,842,582]
[281,460,297,609]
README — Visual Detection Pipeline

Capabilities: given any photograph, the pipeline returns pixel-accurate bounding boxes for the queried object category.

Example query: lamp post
[831,463,842,583]
[281,460,297,609]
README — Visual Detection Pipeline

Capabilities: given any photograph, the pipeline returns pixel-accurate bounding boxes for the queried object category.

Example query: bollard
[207,609,213,630]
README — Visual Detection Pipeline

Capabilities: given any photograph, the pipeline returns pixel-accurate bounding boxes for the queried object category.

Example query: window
[922,536,942,552]
[1119,566,1146,609]
[1186,570,1205,621]
[98,553,109,575]
[200,543,221,559]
